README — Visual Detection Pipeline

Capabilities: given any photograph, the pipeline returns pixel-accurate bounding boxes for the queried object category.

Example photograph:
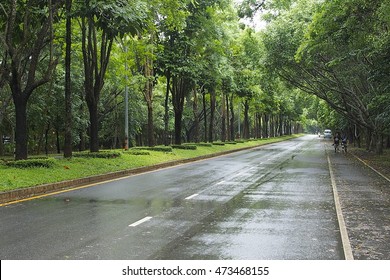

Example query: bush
[131,146,173,152]
[212,142,225,146]
[126,150,151,156]
[225,141,237,145]
[5,158,56,168]
[172,145,197,150]
[73,151,122,159]
[186,142,212,147]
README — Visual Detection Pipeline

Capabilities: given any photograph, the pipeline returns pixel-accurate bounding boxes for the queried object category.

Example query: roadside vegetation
[0,0,389,177]
[0,135,300,192]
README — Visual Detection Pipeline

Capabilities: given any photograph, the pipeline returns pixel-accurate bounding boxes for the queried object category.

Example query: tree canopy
[0,0,389,159]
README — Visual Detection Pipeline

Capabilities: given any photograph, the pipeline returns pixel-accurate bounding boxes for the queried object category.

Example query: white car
[324,129,332,139]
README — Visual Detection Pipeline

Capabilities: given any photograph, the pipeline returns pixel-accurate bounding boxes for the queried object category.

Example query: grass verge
[0,135,302,193]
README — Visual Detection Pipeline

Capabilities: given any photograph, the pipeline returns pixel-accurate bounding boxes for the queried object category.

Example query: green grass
[0,135,302,192]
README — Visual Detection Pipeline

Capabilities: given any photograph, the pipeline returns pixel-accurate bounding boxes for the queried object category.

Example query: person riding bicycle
[341,135,347,145]
[341,134,348,152]
[333,132,340,152]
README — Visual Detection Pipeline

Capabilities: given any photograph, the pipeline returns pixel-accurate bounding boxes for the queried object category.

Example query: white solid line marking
[129,216,152,227]
[185,194,199,200]
[327,153,354,260]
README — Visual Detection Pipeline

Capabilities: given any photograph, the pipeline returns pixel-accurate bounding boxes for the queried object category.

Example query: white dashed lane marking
[185,194,199,200]
[129,216,153,227]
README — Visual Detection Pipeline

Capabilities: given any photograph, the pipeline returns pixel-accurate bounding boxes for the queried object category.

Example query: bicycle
[341,140,347,153]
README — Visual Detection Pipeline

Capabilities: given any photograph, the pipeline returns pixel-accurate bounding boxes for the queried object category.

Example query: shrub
[187,142,212,147]
[212,142,225,146]
[131,146,173,152]
[73,151,122,159]
[172,145,197,150]
[126,150,151,156]
[5,158,56,168]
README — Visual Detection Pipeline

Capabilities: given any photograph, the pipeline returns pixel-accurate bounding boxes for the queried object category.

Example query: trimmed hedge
[186,142,213,147]
[126,150,151,156]
[131,146,173,152]
[212,142,225,146]
[172,144,197,150]
[5,158,56,168]
[225,141,237,145]
[73,151,122,159]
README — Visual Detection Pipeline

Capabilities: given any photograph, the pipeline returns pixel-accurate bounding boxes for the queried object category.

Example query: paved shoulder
[327,145,390,259]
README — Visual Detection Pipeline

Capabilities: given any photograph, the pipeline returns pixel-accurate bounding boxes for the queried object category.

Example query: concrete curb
[0,144,268,205]
[326,151,354,260]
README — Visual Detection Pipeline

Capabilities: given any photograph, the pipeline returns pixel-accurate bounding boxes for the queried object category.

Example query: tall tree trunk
[226,94,230,141]
[64,0,73,158]
[147,104,155,146]
[366,128,372,151]
[279,113,283,136]
[221,91,226,142]
[45,123,50,155]
[263,114,269,138]
[374,133,384,155]
[208,87,216,143]
[202,89,208,142]
[193,87,200,143]
[88,102,100,152]
[81,15,113,153]
[172,76,188,145]
[0,132,4,156]
[258,113,262,138]
[229,94,235,141]
[174,110,183,144]
[164,73,171,146]
[144,55,155,147]
[79,131,86,151]
[254,112,260,138]
[56,127,61,154]
[243,99,250,139]
[5,0,58,159]
[13,96,28,160]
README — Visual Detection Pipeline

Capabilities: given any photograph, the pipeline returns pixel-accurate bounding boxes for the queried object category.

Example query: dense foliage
[1,0,389,159]
[261,0,390,153]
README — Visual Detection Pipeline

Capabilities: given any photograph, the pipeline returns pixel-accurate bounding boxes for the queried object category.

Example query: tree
[260,0,390,153]
[293,0,389,153]
[63,0,72,158]
[78,0,145,152]
[237,0,292,18]
[232,28,263,139]
[158,2,200,145]
[159,0,237,144]
[0,0,63,160]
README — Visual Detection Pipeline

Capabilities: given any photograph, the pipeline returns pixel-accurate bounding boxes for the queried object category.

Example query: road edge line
[327,153,354,260]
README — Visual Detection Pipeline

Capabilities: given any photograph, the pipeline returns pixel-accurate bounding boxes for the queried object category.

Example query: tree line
[259,0,390,153]
[0,0,389,160]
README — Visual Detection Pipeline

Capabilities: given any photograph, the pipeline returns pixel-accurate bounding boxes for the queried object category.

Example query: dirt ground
[350,148,390,179]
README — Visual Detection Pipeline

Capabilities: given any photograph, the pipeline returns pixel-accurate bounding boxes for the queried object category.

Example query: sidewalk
[327,147,390,259]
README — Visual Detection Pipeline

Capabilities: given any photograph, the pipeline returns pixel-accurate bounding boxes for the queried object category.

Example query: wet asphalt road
[1,135,384,260]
